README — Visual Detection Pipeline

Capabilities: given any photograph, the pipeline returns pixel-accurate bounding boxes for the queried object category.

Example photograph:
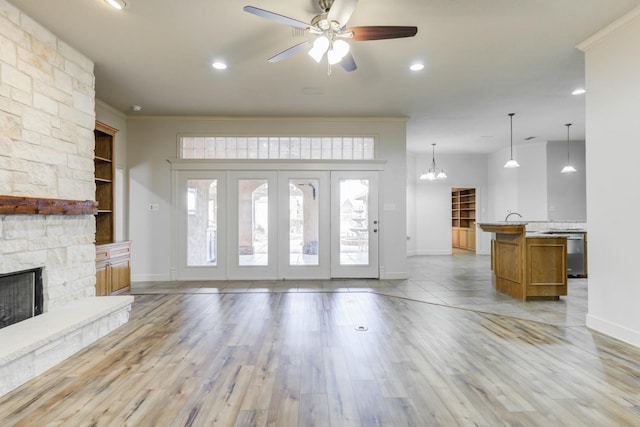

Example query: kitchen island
[477,222,567,301]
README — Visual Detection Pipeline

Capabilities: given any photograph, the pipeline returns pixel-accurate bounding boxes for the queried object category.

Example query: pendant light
[504,113,520,168]
[419,143,447,180]
[561,123,576,173]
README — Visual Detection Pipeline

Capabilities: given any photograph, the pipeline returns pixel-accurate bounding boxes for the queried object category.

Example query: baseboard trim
[586,313,640,348]
[131,273,171,282]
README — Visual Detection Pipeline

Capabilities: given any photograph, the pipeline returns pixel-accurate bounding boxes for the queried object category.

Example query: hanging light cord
[509,113,515,158]
[431,144,436,169]
[565,123,572,163]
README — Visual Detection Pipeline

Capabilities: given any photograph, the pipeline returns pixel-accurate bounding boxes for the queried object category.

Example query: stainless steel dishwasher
[566,234,586,277]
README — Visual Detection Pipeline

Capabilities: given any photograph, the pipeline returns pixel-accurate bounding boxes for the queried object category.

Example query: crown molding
[577,5,640,52]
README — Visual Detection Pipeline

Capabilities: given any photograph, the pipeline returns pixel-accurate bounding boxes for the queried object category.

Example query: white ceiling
[8,0,640,154]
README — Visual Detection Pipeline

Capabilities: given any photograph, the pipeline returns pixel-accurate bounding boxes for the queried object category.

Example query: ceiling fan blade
[243,6,310,30]
[348,26,418,41]
[340,52,357,72]
[268,41,313,63]
[327,0,359,28]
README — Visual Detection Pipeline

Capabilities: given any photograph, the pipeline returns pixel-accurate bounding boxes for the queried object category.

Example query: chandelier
[420,143,447,180]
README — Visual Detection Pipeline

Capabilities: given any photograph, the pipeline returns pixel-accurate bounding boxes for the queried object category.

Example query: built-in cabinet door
[95,261,109,296]
[110,257,131,294]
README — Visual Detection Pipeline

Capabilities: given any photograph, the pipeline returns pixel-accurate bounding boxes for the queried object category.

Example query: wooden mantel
[0,195,97,215]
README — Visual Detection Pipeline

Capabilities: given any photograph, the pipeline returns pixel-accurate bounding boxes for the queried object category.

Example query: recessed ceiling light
[212,61,227,70]
[572,88,586,95]
[104,0,126,10]
[131,105,142,112]
[410,63,424,71]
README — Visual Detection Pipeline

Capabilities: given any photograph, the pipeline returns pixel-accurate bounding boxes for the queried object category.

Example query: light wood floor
[1,256,639,426]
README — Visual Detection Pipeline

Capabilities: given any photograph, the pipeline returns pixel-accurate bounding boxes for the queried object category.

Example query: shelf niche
[452,188,476,251]
[94,122,117,245]
[94,121,130,296]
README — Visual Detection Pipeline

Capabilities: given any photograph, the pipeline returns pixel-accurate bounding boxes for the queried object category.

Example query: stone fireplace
[0,1,133,396]
[0,200,134,397]
[0,267,43,329]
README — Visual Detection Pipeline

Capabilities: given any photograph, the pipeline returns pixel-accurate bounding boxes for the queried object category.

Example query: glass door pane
[331,171,379,278]
[177,171,226,280]
[339,179,370,265]
[238,179,269,266]
[187,179,218,266]
[289,179,319,266]
[278,172,330,279]
[228,171,278,280]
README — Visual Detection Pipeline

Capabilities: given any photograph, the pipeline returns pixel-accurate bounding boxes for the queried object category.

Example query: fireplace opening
[0,267,43,330]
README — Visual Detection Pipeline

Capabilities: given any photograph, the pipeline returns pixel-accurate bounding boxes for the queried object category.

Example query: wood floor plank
[1,280,640,426]
[298,393,331,427]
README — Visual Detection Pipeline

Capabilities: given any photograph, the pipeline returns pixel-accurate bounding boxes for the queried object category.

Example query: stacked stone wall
[0,0,97,309]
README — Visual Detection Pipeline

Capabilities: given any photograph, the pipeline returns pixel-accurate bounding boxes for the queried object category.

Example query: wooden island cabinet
[478,222,567,301]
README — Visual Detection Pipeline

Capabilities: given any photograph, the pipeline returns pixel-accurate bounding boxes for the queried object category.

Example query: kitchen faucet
[504,212,522,221]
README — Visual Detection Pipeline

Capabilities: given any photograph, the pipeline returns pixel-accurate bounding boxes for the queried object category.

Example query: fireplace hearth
[0,267,43,330]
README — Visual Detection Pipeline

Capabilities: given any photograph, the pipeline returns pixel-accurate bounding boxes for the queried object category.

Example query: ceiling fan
[244,0,418,74]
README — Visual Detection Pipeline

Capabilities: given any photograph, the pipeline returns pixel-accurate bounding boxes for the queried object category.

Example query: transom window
[179,136,375,160]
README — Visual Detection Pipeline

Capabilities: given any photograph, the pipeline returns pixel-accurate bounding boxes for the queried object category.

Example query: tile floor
[131,252,588,327]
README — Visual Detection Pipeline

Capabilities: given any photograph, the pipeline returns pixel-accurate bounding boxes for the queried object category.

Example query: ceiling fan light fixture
[332,39,350,57]
[104,0,126,10]
[308,36,329,63]
[244,3,417,75]
[327,39,350,65]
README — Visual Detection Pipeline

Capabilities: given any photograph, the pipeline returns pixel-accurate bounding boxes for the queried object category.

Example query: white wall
[406,155,418,255]
[411,153,490,255]
[487,141,587,222]
[127,117,408,281]
[488,146,519,221]
[579,7,640,347]
[488,144,548,221]
[547,140,587,220]
[516,143,548,220]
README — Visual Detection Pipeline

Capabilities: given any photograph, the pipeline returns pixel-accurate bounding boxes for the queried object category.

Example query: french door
[330,171,379,278]
[176,169,378,280]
